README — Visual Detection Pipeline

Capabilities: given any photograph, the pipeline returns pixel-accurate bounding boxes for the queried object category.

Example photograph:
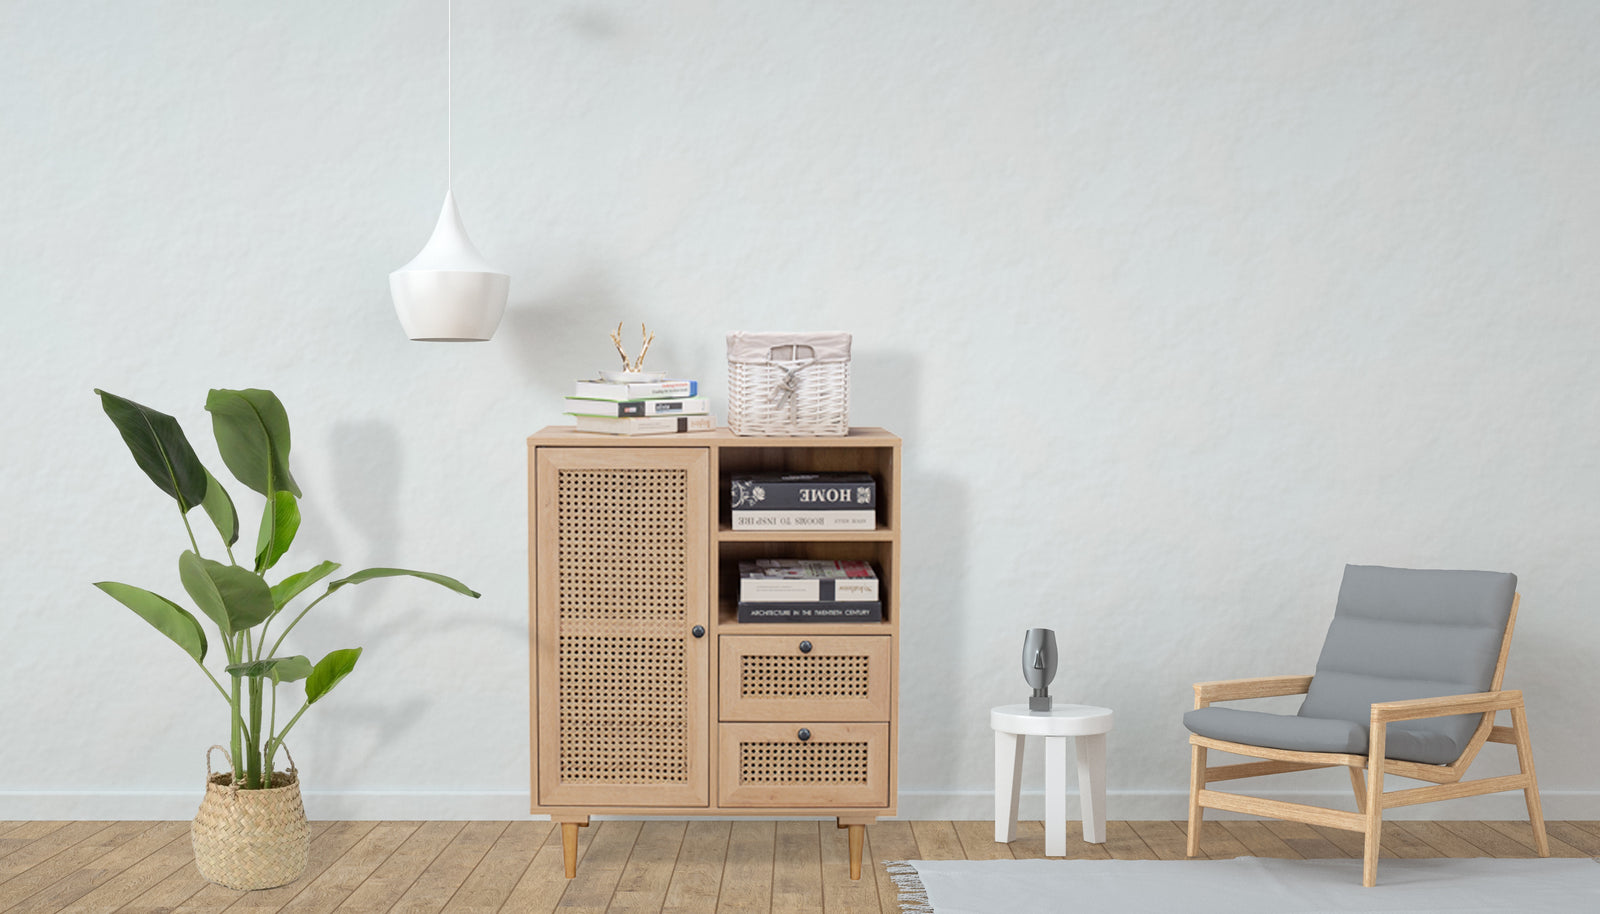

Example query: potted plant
[92,388,478,890]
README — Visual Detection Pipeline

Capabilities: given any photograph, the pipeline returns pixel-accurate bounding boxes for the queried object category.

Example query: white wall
[4,0,1598,821]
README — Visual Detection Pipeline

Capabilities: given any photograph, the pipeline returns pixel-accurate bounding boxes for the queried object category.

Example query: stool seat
[991,702,1114,856]
[991,704,1114,736]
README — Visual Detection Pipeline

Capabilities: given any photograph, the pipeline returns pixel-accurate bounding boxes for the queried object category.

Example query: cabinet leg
[561,821,588,878]
[848,824,864,880]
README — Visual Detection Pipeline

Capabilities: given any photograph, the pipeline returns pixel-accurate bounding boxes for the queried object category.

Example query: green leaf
[205,389,300,498]
[94,390,209,512]
[94,582,208,663]
[305,648,362,704]
[326,568,481,599]
[254,491,300,574]
[226,655,313,684]
[271,561,341,611]
[200,469,239,547]
[178,551,276,635]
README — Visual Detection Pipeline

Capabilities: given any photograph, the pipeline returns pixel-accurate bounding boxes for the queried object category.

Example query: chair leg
[1187,743,1206,857]
[1349,767,1367,814]
[1510,705,1550,857]
[1362,727,1387,888]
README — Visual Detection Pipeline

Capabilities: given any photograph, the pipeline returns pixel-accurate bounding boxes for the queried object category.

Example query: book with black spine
[736,601,883,623]
[729,472,876,511]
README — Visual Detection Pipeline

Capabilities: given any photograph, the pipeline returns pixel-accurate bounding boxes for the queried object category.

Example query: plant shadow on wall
[91,388,479,888]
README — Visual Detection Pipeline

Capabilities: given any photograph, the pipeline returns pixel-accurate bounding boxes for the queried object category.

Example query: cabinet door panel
[718,722,888,808]
[535,447,710,807]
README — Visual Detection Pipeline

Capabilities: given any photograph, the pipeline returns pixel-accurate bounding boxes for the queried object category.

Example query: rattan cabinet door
[720,636,891,721]
[534,447,710,808]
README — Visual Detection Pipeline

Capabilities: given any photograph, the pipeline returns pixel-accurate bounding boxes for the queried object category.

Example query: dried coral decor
[528,427,901,879]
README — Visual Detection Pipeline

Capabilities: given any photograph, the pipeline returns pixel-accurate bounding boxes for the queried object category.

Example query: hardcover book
[729,472,876,511]
[572,378,698,401]
[565,396,711,418]
[730,510,875,530]
[736,601,883,623]
[574,414,716,436]
[738,559,879,602]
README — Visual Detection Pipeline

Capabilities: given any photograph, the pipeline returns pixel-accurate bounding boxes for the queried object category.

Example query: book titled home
[572,378,699,401]
[738,559,880,602]
[574,414,716,436]
[729,472,876,511]
[736,601,883,623]
[565,396,711,418]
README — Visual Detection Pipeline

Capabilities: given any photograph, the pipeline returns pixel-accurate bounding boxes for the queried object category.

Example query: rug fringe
[886,861,933,913]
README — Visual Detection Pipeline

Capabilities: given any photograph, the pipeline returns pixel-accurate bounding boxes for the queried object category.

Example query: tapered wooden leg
[848,824,864,880]
[1363,725,1387,888]
[561,821,586,878]
[1510,705,1550,857]
[1187,743,1206,857]
[1349,767,1367,814]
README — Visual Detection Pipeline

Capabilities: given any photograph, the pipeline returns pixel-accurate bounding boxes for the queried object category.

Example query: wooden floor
[0,818,1593,913]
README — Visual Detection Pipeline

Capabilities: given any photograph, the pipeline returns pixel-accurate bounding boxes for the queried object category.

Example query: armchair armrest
[1369,690,1523,724]
[1193,675,1313,705]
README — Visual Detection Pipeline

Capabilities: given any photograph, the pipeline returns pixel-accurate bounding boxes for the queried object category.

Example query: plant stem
[246,676,264,788]
[265,684,279,776]
[179,505,200,557]
[229,672,244,783]
[267,590,331,659]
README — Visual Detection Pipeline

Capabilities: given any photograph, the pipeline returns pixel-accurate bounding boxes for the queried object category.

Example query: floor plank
[1184,818,1250,860]
[906,822,963,860]
[388,820,508,913]
[440,820,552,914]
[660,820,728,914]
[770,821,822,914]
[2,821,187,913]
[1546,822,1600,857]
[1101,821,1155,860]
[1217,821,1299,858]
[1435,820,1540,858]
[714,820,773,914]
[1257,820,1350,859]
[1006,820,1111,860]
[864,821,918,914]
[609,820,685,914]
[0,821,117,886]
[1388,821,1480,858]
[0,822,69,863]
[1125,821,1189,861]
[275,821,422,914]
[497,819,598,914]
[57,825,198,914]
[332,820,465,913]
[1482,819,1585,857]
[0,820,152,911]
[949,820,1011,861]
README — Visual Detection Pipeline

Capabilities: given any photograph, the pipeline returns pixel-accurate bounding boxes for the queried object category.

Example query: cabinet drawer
[718,722,888,808]
[719,636,891,721]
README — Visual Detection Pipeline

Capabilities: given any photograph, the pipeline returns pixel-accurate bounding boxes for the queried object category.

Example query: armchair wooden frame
[1186,595,1548,887]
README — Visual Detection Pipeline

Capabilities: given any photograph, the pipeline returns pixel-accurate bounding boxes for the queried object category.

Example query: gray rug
[887,857,1600,913]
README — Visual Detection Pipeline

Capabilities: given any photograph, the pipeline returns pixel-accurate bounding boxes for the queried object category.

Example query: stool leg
[1076,733,1107,843]
[1045,735,1067,856]
[994,730,1024,843]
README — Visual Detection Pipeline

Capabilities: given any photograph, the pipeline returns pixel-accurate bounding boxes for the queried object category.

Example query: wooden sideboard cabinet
[528,427,901,879]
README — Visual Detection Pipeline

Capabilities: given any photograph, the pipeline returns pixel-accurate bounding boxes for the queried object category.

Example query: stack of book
[729,472,876,530]
[566,377,714,435]
[736,559,882,623]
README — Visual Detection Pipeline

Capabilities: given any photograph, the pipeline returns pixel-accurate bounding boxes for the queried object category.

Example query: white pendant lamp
[390,0,508,342]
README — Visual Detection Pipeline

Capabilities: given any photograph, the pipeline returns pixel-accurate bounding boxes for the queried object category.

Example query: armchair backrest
[1298,565,1517,763]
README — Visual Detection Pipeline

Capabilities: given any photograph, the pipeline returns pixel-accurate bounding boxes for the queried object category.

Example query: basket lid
[727,331,851,363]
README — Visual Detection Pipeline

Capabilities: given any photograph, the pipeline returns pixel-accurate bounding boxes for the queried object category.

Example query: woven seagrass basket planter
[192,747,309,890]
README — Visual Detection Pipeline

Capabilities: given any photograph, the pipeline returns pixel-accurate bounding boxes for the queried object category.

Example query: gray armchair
[1182,565,1548,886]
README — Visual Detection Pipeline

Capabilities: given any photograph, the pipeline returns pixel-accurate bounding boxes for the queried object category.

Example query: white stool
[991,703,1114,856]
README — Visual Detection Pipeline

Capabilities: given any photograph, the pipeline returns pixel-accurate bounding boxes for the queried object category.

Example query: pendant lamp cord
[447,0,453,192]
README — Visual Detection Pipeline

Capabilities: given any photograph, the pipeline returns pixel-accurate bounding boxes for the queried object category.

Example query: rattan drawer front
[718,722,888,807]
[720,636,891,721]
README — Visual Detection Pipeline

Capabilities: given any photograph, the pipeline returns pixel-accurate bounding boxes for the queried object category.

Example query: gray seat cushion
[1184,565,1516,766]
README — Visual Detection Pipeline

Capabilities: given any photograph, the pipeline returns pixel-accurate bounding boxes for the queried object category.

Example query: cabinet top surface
[528,426,898,447]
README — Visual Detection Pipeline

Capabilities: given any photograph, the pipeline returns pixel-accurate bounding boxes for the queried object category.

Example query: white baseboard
[4,788,1598,821]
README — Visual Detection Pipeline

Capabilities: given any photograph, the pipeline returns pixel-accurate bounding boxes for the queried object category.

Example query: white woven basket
[726,332,851,436]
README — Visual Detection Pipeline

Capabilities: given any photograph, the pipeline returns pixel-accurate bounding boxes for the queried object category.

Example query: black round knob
[799,640,813,654]
[691,625,705,638]
[797,728,812,741]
